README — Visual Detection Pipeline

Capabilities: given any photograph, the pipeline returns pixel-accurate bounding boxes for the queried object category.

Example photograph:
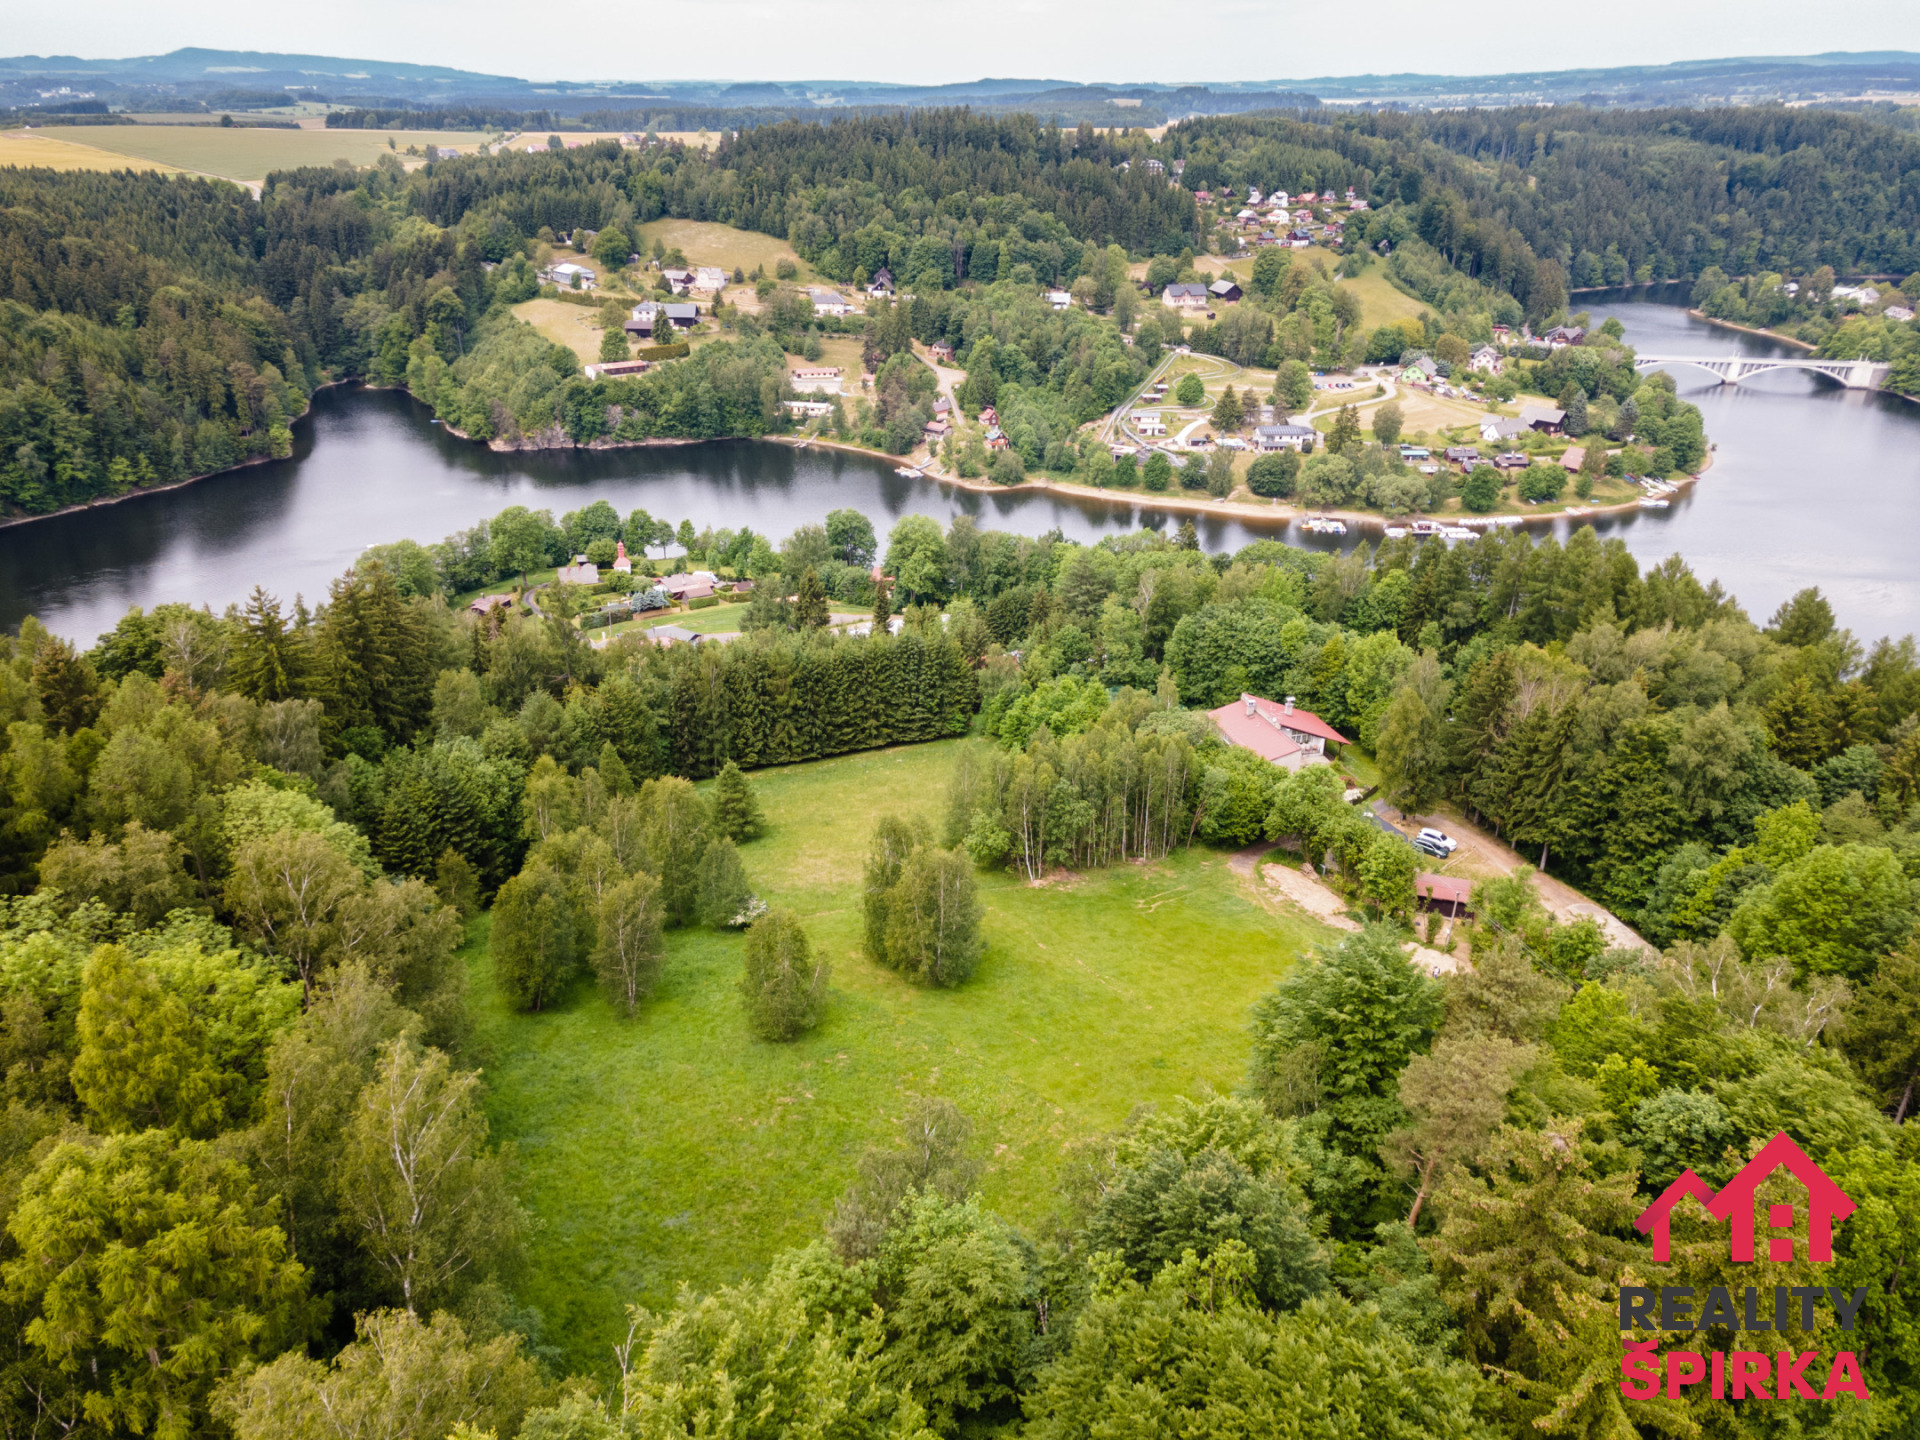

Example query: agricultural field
[0,129,184,173]
[466,738,1328,1371]
[26,125,488,182]
[634,218,812,279]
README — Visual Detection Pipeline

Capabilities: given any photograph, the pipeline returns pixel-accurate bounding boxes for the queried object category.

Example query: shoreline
[0,377,351,532]
[0,378,1710,543]
[1683,308,1818,351]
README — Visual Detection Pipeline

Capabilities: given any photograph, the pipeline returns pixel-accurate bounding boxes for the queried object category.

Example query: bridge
[1632,355,1890,390]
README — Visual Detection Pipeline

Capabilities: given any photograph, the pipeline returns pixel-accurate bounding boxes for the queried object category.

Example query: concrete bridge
[1633,355,1891,389]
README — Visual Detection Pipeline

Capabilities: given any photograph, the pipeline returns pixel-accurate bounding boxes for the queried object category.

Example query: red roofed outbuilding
[1206,693,1349,772]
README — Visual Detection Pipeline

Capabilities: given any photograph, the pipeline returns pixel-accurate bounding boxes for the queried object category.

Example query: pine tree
[710,760,765,840]
[30,636,103,733]
[794,566,830,629]
[871,576,893,634]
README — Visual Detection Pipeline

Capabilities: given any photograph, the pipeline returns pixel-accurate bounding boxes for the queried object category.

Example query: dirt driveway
[1369,802,1648,950]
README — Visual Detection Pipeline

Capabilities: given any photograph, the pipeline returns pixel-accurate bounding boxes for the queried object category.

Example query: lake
[2,296,1915,643]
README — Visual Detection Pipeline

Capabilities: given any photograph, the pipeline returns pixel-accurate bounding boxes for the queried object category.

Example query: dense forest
[0,503,1917,1436]
[8,96,1919,512]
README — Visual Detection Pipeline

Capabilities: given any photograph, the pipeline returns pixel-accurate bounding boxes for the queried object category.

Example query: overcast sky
[10,0,1920,85]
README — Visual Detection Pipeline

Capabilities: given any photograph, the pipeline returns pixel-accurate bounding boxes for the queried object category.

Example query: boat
[1409,519,1442,537]
[1383,525,1410,539]
[895,466,921,478]
[1564,506,1591,516]
[1440,525,1476,539]
[1639,498,1670,509]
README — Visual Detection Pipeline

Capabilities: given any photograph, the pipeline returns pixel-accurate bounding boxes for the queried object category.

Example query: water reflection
[2,295,1915,642]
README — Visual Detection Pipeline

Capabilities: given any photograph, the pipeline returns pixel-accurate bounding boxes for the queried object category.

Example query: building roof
[1416,873,1474,907]
[1207,693,1350,762]
[1518,403,1567,426]
[1253,424,1316,438]
[808,288,849,305]
[1209,278,1241,295]
[1163,282,1209,299]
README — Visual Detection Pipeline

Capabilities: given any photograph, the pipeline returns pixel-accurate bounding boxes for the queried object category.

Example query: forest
[10,93,1920,511]
[1,490,1917,1435]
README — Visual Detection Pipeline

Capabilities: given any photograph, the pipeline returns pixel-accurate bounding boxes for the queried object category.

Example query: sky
[10,0,1920,86]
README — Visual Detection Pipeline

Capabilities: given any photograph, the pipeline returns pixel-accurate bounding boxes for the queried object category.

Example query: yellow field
[22,126,488,182]
[634,218,811,279]
[0,129,185,174]
[512,298,618,363]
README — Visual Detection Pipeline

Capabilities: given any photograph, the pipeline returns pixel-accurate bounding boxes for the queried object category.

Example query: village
[496,175,1694,542]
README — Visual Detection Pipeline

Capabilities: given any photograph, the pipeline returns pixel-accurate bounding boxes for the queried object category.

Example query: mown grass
[466,738,1331,1373]
[632,218,813,280]
[1338,265,1432,330]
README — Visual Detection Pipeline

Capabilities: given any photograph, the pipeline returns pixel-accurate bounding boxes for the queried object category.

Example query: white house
[1046,289,1073,310]
[1480,415,1530,444]
[783,399,834,417]
[1469,345,1505,375]
[691,266,728,293]
[789,366,842,393]
[1253,424,1316,451]
[1133,411,1167,436]
[809,288,856,317]
[542,261,596,290]
[1162,282,1210,310]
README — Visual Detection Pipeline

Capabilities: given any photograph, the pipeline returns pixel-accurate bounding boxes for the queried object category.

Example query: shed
[1416,873,1474,919]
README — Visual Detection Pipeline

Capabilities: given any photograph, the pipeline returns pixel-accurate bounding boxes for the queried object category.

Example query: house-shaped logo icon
[1635,1132,1855,1264]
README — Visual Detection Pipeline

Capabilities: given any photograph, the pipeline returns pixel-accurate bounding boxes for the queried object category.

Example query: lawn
[466,738,1329,1373]
[0,129,184,174]
[511,297,613,363]
[605,602,752,638]
[44,126,487,182]
[1338,266,1432,331]
[633,219,811,280]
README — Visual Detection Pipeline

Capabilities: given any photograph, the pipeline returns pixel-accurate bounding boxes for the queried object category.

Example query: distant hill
[3,46,1918,121]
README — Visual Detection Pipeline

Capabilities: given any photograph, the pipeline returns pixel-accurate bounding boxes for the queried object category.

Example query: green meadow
[464,738,1333,1371]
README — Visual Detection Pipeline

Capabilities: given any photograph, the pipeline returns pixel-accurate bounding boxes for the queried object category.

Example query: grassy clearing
[0,130,185,174]
[511,297,613,363]
[633,219,810,280]
[49,126,486,182]
[467,738,1328,1373]
[1338,266,1431,331]
[605,602,752,638]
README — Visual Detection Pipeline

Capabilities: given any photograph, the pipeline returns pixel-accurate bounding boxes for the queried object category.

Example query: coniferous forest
[1,86,1920,1440]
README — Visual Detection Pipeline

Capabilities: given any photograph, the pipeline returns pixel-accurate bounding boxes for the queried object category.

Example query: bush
[687,594,721,610]
[740,908,827,1040]
[1517,462,1565,504]
[633,341,691,361]
[1175,373,1205,406]
[696,836,759,928]
[1143,452,1173,492]
[1247,452,1299,498]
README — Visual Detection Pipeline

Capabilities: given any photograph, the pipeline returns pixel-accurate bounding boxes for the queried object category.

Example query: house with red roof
[1206,693,1349,772]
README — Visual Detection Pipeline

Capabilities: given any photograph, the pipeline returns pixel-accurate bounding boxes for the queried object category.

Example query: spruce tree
[795,566,830,629]
[1327,404,1361,455]
[696,836,757,928]
[871,576,894,634]
[598,741,634,796]
[711,761,765,841]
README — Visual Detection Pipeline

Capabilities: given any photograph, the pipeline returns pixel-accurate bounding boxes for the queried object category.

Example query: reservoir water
[1,296,1915,643]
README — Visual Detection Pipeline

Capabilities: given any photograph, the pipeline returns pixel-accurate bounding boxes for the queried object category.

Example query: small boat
[1639,498,1670,509]
[1440,525,1476,539]
[1564,506,1591,516]
[895,466,921,478]
[1383,525,1410,539]
[1410,519,1441,537]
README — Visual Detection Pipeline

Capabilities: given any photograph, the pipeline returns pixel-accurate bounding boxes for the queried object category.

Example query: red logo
[1635,1132,1856,1263]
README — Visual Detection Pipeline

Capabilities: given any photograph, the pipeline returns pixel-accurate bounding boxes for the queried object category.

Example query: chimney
[1283,696,1295,716]
[1243,694,1256,716]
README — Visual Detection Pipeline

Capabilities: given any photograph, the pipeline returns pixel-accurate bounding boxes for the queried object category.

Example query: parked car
[1414,827,1457,857]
